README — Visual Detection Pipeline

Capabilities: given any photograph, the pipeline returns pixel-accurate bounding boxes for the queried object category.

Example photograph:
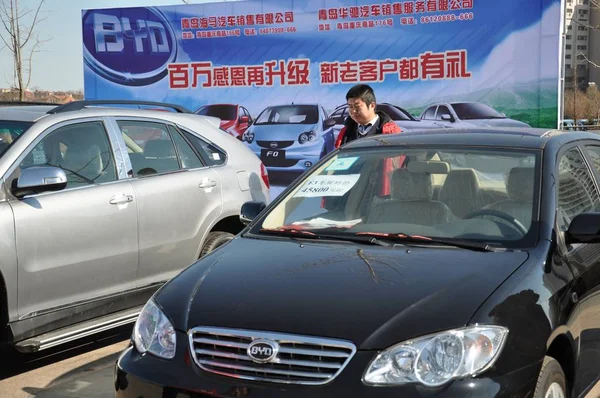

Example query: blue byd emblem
[82,7,177,86]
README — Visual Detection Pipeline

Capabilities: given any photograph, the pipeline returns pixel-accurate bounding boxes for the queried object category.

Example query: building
[564,0,600,89]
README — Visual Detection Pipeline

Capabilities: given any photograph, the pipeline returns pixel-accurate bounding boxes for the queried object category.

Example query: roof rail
[0,101,59,106]
[46,100,193,114]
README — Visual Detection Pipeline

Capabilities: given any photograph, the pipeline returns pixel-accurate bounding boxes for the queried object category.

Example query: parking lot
[0,326,130,398]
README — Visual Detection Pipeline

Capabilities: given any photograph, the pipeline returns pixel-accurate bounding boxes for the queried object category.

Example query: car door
[113,119,223,287]
[7,119,138,319]
[554,144,600,396]
[434,105,454,126]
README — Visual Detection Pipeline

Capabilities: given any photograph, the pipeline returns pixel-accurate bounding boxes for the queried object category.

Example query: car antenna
[291,90,301,105]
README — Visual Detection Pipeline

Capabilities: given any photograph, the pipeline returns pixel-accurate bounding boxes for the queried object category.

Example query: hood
[249,123,319,140]
[156,237,529,349]
[396,120,447,130]
[464,118,531,128]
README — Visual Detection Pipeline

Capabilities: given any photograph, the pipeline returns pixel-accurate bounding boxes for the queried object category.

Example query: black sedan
[115,127,600,398]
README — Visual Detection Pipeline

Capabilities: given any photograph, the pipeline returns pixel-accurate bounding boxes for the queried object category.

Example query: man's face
[347,97,376,125]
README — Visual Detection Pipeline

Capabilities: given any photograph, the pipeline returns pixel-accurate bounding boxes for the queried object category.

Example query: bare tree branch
[0,0,48,100]
[20,0,43,48]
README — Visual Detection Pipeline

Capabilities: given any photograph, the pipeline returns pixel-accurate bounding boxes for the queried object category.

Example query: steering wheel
[463,209,528,236]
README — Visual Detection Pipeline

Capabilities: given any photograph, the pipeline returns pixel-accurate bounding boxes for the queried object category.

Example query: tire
[199,231,235,258]
[533,356,567,398]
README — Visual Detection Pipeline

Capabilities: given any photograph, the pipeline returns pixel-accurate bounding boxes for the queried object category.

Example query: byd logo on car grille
[247,340,279,363]
[82,7,177,86]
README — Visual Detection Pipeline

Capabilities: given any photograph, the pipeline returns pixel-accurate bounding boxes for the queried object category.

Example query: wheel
[199,231,235,258]
[463,208,528,236]
[533,356,567,398]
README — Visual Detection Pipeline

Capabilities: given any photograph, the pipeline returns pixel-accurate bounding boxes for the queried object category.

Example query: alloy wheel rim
[545,382,565,398]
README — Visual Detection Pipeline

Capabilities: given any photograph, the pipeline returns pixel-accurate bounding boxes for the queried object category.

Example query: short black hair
[345,84,376,106]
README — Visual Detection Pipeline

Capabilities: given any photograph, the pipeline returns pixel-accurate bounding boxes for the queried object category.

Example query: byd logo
[247,340,279,363]
[249,346,273,356]
[82,7,177,86]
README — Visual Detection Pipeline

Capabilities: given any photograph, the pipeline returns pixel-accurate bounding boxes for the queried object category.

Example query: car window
[196,104,237,121]
[557,147,600,226]
[257,146,540,248]
[168,126,203,169]
[255,105,319,125]
[19,121,117,188]
[422,106,437,120]
[584,146,600,177]
[0,120,32,157]
[451,103,505,120]
[378,104,412,121]
[436,105,451,120]
[182,130,226,166]
[331,108,345,124]
[117,120,181,177]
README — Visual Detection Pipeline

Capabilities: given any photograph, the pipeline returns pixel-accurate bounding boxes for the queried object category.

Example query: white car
[0,100,269,353]
[420,102,531,128]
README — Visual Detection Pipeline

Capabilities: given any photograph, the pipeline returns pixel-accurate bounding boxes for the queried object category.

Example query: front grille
[257,140,295,149]
[188,327,356,385]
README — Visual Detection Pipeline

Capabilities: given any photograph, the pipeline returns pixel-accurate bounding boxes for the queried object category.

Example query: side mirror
[12,166,67,198]
[240,201,266,226]
[239,115,250,124]
[565,212,600,244]
[440,114,454,122]
[323,118,337,129]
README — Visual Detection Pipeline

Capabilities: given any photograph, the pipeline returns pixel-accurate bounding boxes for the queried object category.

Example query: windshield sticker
[325,157,358,171]
[294,174,360,197]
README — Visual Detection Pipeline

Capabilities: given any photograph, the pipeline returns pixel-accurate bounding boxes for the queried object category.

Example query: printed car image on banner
[82,0,561,194]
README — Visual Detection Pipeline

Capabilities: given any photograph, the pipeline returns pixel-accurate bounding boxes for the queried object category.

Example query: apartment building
[564,0,600,89]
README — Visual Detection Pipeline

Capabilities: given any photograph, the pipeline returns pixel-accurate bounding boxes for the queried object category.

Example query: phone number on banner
[259,26,297,35]
[420,12,474,23]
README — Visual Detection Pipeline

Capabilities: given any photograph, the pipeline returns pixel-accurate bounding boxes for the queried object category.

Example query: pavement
[0,337,128,398]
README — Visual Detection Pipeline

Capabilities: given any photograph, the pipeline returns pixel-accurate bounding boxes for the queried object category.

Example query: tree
[587,83,600,123]
[0,0,47,101]
[573,0,600,70]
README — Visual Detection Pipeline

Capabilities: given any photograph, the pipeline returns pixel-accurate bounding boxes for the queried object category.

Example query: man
[335,84,401,148]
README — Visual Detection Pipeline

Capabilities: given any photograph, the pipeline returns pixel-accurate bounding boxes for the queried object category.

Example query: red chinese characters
[168,59,313,89]
[314,50,472,86]
[320,62,339,84]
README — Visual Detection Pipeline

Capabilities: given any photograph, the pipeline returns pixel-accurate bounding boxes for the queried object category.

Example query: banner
[83,0,561,195]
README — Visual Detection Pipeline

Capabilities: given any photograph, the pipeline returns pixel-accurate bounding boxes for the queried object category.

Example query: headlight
[242,131,255,143]
[132,299,177,359]
[363,325,508,387]
[298,130,318,144]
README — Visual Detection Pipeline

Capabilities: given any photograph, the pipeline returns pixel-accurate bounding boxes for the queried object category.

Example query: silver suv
[0,101,270,353]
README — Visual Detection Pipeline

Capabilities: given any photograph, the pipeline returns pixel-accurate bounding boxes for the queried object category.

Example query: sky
[0,0,237,91]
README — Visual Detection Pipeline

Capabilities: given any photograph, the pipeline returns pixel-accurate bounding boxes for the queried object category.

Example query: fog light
[304,161,313,168]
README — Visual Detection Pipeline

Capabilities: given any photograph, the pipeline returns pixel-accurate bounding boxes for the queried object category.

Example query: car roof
[341,127,598,150]
[14,107,220,131]
[0,105,58,122]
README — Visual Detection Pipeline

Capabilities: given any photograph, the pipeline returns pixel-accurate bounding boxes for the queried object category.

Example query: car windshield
[0,120,32,156]
[255,105,318,125]
[196,105,237,120]
[452,103,505,120]
[254,146,540,248]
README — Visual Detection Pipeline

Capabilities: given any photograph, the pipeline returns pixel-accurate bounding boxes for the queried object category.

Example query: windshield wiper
[259,228,321,239]
[259,228,395,247]
[355,232,499,252]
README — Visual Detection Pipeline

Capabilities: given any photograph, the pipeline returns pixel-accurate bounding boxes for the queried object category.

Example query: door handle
[110,194,134,205]
[199,179,217,189]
